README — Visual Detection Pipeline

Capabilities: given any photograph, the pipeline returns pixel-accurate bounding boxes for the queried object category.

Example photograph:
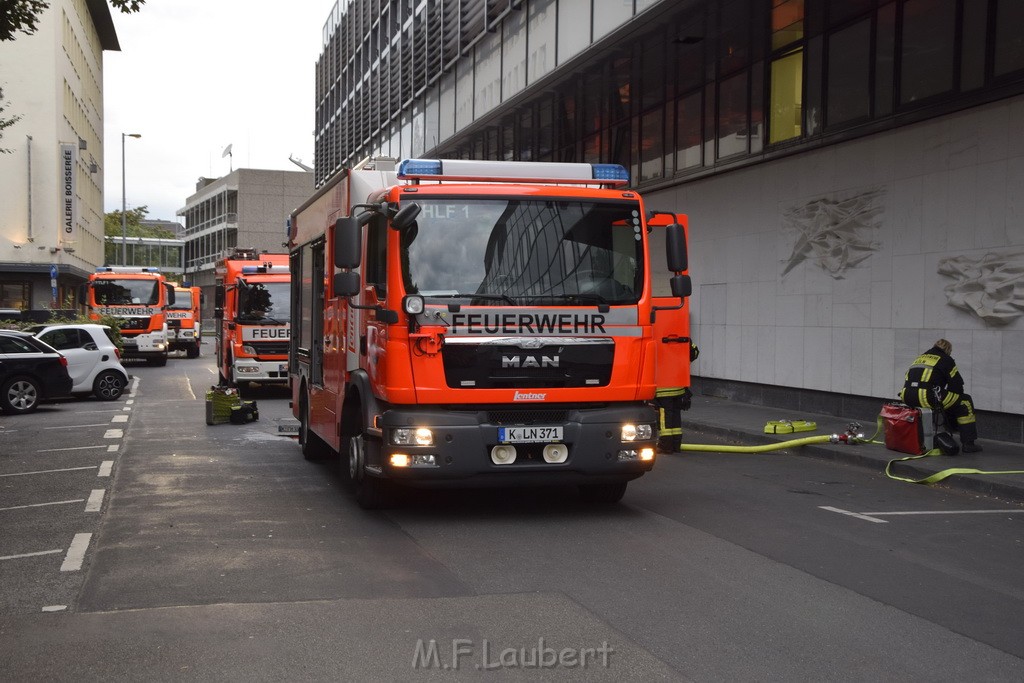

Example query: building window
[994,0,1024,78]
[827,19,871,126]
[772,0,804,51]
[718,71,748,158]
[770,49,803,143]
[0,281,30,310]
[639,107,664,182]
[675,90,703,171]
[899,0,956,105]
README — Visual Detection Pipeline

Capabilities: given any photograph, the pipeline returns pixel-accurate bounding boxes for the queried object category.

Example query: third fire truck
[167,285,202,358]
[214,249,291,387]
[289,158,692,508]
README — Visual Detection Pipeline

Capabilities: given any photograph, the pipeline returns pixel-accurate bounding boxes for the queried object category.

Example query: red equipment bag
[880,402,925,455]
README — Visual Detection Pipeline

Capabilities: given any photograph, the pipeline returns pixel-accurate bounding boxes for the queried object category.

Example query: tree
[104,206,177,239]
[0,87,20,154]
[0,1,145,42]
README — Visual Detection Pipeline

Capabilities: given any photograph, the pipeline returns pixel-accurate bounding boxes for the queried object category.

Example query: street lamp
[121,132,142,265]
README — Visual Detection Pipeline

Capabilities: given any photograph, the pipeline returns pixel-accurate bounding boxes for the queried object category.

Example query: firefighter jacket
[901,345,964,409]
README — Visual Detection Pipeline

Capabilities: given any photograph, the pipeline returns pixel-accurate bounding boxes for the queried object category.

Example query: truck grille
[487,409,570,425]
[250,341,289,355]
[442,338,614,389]
[120,317,152,331]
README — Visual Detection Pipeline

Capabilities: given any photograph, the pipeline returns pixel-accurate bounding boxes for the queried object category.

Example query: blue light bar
[241,266,264,274]
[397,159,443,177]
[591,164,630,183]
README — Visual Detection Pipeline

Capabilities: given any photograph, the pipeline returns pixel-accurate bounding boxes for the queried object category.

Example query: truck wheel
[299,393,332,461]
[346,428,393,509]
[147,354,168,367]
[93,370,126,401]
[186,344,200,359]
[578,481,628,504]
[1,375,42,414]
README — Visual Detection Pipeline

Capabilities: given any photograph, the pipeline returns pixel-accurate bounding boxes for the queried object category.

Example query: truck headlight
[392,427,433,446]
[242,345,257,355]
[621,424,652,442]
[403,295,424,315]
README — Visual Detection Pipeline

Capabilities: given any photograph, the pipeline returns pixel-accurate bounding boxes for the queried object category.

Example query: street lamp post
[121,132,142,265]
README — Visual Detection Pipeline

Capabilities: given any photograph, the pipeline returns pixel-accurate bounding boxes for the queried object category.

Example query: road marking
[60,533,92,571]
[35,444,106,454]
[103,429,124,439]
[122,406,131,411]
[85,489,105,512]
[821,506,1024,523]
[185,377,197,400]
[107,444,119,453]
[0,499,85,512]
[819,506,888,524]
[42,605,67,612]
[110,415,129,423]
[0,549,62,562]
[44,423,109,430]
[98,461,113,477]
[0,466,96,478]
[126,399,134,405]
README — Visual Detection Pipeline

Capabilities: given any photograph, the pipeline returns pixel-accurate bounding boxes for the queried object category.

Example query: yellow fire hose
[676,418,1024,485]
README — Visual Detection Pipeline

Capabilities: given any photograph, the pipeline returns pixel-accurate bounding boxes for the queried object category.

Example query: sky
[102,0,336,222]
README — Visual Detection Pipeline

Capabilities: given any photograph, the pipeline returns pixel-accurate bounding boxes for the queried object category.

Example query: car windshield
[400,198,644,305]
[237,282,290,322]
[93,279,160,305]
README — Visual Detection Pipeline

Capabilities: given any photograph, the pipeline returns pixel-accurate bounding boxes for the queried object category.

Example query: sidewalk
[677,395,1024,503]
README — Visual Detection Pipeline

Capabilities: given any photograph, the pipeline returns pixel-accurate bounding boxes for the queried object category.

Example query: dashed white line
[0,466,96,478]
[0,499,85,512]
[42,605,67,612]
[0,549,63,562]
[97,461,113,477]
[110,415,129,423]
[60,533,92,572]
[106,444,119,453]
[103,429,124,439]
[85,489,105,512]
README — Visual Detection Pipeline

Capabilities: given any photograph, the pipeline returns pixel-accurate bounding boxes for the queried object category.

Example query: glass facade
[315,0,1024,189]
[103,237,184,274]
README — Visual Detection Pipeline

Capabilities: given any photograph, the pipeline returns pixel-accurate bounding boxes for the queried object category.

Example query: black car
[0,329,74,414]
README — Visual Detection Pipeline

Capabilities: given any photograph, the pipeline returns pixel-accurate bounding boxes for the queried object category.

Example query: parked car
[0,329,73,414]
[27,323,130,401]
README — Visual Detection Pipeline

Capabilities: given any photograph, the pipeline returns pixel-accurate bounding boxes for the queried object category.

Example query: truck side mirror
[391,202,421,230]
[163,283,176,307]
[333,272,360,297]
[666,222,688,273]
[214,285,224,311]
[670,274,692,299]
[333,216,362,269]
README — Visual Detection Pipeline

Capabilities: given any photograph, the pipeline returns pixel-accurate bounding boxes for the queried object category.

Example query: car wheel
[1,375,42,414]
[93,370,126,401]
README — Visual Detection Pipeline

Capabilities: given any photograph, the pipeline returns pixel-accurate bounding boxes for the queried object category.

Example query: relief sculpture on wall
[938,250,1024,326]
[781,187,884,279]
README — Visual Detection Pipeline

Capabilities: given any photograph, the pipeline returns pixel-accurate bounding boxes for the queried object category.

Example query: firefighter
[899,339,981,453]
[656,342,699,453]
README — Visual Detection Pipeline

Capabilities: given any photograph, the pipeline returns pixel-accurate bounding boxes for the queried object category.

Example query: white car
[29,323,130,401]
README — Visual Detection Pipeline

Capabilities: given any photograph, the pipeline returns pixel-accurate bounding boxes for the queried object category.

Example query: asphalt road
[1,348,1022,681]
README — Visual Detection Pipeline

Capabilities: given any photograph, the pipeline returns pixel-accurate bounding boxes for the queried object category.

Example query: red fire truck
[214,249,291,387]
[288,158,691,508]
[167,285,202,358]
[82,266,175,366]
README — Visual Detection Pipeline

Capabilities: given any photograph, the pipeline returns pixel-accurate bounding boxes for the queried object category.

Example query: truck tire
[186,344,201,359]
[299,392,333,461]
[578,481,628,504]
[346,423,393,509]
[147,353,168,367]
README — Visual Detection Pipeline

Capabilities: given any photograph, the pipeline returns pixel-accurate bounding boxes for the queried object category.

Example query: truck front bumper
[371,404,659,487]
[233,359,289,384]
[121,332,168,358]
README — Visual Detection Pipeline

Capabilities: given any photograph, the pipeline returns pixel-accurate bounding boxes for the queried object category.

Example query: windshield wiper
[522,292,611,305]
[426,292,517,305]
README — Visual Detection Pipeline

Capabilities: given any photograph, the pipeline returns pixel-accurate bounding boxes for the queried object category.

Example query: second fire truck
[214,249,291,387]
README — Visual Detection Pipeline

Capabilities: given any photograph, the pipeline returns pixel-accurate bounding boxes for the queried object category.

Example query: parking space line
[819,506,887,523]
[0,466,96,478]
[106,444,119,453]
[110,415,129,423]
[60,533,92,572]
[103,429,124,439]
[820,506,1024,523]
[98,461,113,477]
[84,489,105,512]
[0,499,85,512]
[0,549,63,562]
[42,605,67,612]
[36,445,107,453]
[44,423,109,430]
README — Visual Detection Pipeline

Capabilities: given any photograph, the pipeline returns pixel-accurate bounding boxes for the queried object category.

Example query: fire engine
[214,249,291,387]
[167,285,203,358]
[81,266,175,365]
[288,158,691,508]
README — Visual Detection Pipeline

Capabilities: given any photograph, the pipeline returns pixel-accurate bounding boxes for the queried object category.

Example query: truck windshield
[93,279,160,306]
[400,198,644,305]
[238,282,290,322]
[169,291,193,309]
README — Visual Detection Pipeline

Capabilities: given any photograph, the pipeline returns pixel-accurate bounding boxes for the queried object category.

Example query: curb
[679,420,1024,505]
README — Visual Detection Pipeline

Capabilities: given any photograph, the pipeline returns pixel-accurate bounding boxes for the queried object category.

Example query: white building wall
[647,95,1024,415]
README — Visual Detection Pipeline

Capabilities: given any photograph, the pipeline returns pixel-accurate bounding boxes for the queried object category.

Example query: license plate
[498,426,563,443]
